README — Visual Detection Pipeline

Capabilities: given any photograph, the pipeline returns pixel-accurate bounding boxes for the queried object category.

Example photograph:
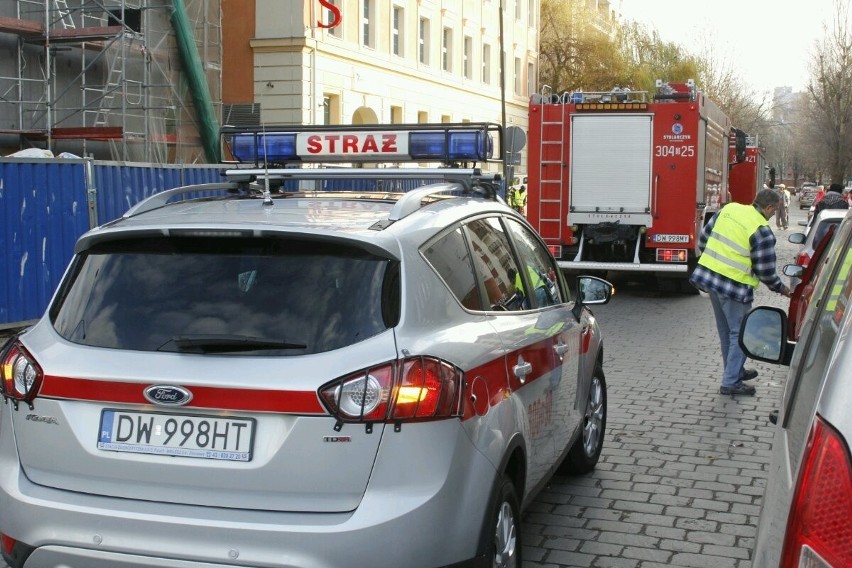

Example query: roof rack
[122,183,241,219]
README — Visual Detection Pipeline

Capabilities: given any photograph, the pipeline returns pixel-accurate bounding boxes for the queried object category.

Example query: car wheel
[491,475,521,568]
[559,362,606,475]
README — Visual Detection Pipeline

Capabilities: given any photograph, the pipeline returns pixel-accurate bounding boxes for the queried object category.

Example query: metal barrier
[0,158,225,325]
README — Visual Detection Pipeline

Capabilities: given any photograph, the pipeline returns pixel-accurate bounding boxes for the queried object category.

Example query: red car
[784,223,837,340]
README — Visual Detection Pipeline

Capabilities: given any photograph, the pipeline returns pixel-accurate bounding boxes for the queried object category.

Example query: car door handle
[554,342,570,358]
[513,357,532,383]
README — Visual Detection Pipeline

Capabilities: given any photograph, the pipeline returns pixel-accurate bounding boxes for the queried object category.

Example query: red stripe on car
[38,375,327,414]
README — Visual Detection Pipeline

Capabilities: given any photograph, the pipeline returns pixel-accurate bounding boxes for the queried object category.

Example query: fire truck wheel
[558,361,606,475]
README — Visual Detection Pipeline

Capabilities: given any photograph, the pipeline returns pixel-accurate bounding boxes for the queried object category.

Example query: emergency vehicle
[0,121,614,568]
[728,130,767,204]
[527,80,733,292]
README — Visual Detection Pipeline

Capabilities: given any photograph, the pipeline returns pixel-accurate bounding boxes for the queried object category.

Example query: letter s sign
[316,0,341,29]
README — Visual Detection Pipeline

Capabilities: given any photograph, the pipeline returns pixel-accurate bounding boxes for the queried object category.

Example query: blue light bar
[230,133,297,163]
[225,126,495,164]
[409,131,492,161]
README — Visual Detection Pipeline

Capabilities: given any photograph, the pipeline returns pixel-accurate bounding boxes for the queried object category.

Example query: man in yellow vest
[689,189,792,395]
[508,180,527,215]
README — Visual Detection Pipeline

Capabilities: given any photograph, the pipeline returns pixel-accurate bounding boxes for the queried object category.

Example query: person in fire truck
[689,188,792,396]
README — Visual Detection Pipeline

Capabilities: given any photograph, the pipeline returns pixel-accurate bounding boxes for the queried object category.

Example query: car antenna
[259,94,273,206]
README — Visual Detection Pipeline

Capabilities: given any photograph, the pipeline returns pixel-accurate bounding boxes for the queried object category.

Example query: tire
[490,475,522,568]
[559,362,606,475]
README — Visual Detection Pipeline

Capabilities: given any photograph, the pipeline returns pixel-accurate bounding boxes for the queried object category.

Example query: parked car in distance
[0,123,614,568]
[798,185,819,209]
[798,186,819,209]
[740,207,852,568]
[783,222,837,340]
[797,181,817,195]
[787,208,847,289]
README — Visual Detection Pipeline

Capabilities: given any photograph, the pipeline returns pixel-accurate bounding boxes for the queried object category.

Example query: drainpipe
[171,0,220,162]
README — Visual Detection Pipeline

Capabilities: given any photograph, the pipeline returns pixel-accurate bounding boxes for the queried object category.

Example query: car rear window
[812,219,842,246]
[51,237,398,354]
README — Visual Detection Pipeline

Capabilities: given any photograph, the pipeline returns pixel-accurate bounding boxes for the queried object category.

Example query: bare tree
[806,0,852,185]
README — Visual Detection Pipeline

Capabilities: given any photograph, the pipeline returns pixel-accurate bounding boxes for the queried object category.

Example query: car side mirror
[783,264,804,278]
[739,306,794,365]
[577,276,614,305]
[798,220,807,227]
[788,233,806,245]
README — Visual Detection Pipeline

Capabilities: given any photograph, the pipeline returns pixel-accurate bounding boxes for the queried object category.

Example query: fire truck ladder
[536,86,568,245]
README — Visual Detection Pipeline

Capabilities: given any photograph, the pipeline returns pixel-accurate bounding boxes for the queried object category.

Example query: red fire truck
[728,130,767,204]
[527,80,733,292]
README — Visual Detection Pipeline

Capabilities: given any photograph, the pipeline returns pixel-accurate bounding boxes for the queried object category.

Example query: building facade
[223,0,541,173]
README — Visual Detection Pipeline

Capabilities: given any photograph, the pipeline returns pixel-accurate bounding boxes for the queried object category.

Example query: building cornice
[249,37,317,53]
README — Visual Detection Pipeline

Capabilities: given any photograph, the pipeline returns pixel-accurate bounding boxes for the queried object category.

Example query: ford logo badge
[144,385,193,406]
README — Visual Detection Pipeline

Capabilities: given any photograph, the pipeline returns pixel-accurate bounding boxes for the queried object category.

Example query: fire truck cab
[528,80,733,292]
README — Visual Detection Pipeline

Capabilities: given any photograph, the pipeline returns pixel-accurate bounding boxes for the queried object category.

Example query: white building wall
[251,0,539,172]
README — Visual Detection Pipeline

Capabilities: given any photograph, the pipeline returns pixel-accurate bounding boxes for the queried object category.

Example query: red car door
[788,224,837,340]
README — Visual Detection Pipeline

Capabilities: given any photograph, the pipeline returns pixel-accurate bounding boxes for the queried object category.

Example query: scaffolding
[0,0,221,163]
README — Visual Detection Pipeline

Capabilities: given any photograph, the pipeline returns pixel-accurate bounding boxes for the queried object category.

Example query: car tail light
[319,356,463,424]
[780,415,852,568]
[797,250,813,268]
[0,342,43,406]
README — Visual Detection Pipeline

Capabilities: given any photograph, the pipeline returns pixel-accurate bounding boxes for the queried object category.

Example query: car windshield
[51,236,398,354]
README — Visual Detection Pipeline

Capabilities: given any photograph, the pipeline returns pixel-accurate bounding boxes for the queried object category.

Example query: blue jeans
[708,290,751,388]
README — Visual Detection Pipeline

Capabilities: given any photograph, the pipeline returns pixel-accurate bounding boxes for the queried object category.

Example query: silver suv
[0,124,613,568]
[741,208,852,567]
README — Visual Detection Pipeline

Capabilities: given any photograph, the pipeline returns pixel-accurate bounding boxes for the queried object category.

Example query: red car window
[788,224,837,340]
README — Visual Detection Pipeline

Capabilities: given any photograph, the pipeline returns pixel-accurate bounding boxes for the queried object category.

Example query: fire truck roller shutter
[570,114,652,215]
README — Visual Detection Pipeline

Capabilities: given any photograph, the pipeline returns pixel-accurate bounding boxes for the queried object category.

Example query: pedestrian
[689,188,792,396]
[775,183,790,230]
[508,181,527,215]
[812,182,849,218]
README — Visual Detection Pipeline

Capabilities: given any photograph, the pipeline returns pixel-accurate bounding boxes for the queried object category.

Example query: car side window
[463,217,526,312]
[421,227,483,311]
[783,223,852,462]
[504,218,566,306]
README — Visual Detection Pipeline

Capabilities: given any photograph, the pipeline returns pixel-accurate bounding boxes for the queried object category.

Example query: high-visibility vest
[508,188,526,208]
[697,203,768,287]
[515,265,546,295]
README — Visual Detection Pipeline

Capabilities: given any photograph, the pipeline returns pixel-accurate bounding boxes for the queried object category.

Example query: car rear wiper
[161,334,307,353]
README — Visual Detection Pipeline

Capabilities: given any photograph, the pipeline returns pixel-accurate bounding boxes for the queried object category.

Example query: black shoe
[741,368,758,381]
[720,383,756,395]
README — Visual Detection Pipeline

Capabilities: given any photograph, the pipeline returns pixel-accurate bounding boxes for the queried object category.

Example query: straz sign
[298,131,409,160]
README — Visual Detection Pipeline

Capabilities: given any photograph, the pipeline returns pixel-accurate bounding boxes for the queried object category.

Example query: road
[0,204,807,568]
[523,204,806,567]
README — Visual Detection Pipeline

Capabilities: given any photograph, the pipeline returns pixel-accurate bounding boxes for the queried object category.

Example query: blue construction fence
[1,159,458,327]
[1,158,226,327]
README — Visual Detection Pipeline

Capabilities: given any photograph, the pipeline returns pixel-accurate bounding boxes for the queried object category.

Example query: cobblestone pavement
[523,206,807,568]
[0,206,808,568]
